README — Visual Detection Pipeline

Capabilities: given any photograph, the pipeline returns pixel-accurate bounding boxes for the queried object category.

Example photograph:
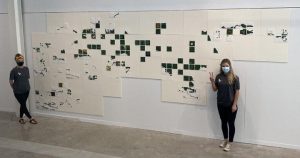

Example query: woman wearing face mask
[9,54,37,124]
[209,58,240,152]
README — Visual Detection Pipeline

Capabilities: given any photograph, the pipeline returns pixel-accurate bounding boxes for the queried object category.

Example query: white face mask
[222,66,230,74]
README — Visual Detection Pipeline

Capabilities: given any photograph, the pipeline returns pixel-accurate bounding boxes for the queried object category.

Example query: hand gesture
[209,72,214,83]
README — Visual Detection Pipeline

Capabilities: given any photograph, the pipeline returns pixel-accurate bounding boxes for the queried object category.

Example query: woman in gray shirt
[9,54,37,124]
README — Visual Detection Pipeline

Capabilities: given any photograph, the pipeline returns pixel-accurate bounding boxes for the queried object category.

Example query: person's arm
[232,90,239,112]
[9,80,14,89]
[209,72,218,92]
[9,69,14,89]
[232,76,240,112]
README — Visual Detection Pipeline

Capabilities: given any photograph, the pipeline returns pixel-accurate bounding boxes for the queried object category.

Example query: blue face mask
[222,66,230,74]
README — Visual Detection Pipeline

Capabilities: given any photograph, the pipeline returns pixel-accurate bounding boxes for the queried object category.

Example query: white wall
[21,0,300,149]
[0,0,19,112]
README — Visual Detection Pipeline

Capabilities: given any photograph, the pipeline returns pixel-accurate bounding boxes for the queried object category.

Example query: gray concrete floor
[0,111,299,158]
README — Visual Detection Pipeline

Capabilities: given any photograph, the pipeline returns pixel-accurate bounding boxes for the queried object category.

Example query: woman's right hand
[209,72,214,83]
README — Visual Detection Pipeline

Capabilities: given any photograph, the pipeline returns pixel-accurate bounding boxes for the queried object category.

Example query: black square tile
[172,64,177,69]
[184,64,189,70]
[146,51,151,57]
[189,47,195,52]
[87,44,92,49]
[167,46,172,52]
[156,29,161,34]
[110,40,115,45]
[189,59,195,64]
[146,40,150,46]
[156,46,161,52]
[178,69,183,75]
[178,58,183,64]
[156,23,160,28]
[101,50,106,55]
[189,41,195,46]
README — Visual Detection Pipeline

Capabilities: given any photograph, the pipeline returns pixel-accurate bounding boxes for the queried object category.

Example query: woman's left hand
[232,104,238,112]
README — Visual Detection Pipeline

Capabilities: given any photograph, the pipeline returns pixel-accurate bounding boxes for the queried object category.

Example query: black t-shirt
[215,73,240,107]
[9,66,30,94]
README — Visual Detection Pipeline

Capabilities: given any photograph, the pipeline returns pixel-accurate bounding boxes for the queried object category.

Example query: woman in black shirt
[209,58,240,152]
[9,54,37,124]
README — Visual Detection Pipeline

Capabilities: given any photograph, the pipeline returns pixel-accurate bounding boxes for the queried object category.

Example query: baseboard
[32,111,300,150]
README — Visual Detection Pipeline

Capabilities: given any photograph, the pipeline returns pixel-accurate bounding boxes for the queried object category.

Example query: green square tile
[161,23,167,29]
[189,47,195,52]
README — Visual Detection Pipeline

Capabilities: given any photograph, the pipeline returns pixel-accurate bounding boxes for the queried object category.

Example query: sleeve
[234,76,240,90]
[9,69,14,81]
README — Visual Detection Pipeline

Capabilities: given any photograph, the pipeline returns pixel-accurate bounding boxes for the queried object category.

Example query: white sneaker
[223,143,231,152]
[219,140,228,148]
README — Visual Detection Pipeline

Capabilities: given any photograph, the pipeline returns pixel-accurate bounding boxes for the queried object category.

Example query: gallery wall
[9,0,300,149]
[0,0,19,112]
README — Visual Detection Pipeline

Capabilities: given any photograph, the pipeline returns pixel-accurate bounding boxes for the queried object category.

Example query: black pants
[14,91,32,119]
[217,104,237,142]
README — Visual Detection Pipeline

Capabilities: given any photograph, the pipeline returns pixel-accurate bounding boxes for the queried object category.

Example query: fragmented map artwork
[32,9,290,115]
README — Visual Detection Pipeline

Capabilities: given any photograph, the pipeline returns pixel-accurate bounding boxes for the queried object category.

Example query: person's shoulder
[10,66,17,72]
[215,73,222,78]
